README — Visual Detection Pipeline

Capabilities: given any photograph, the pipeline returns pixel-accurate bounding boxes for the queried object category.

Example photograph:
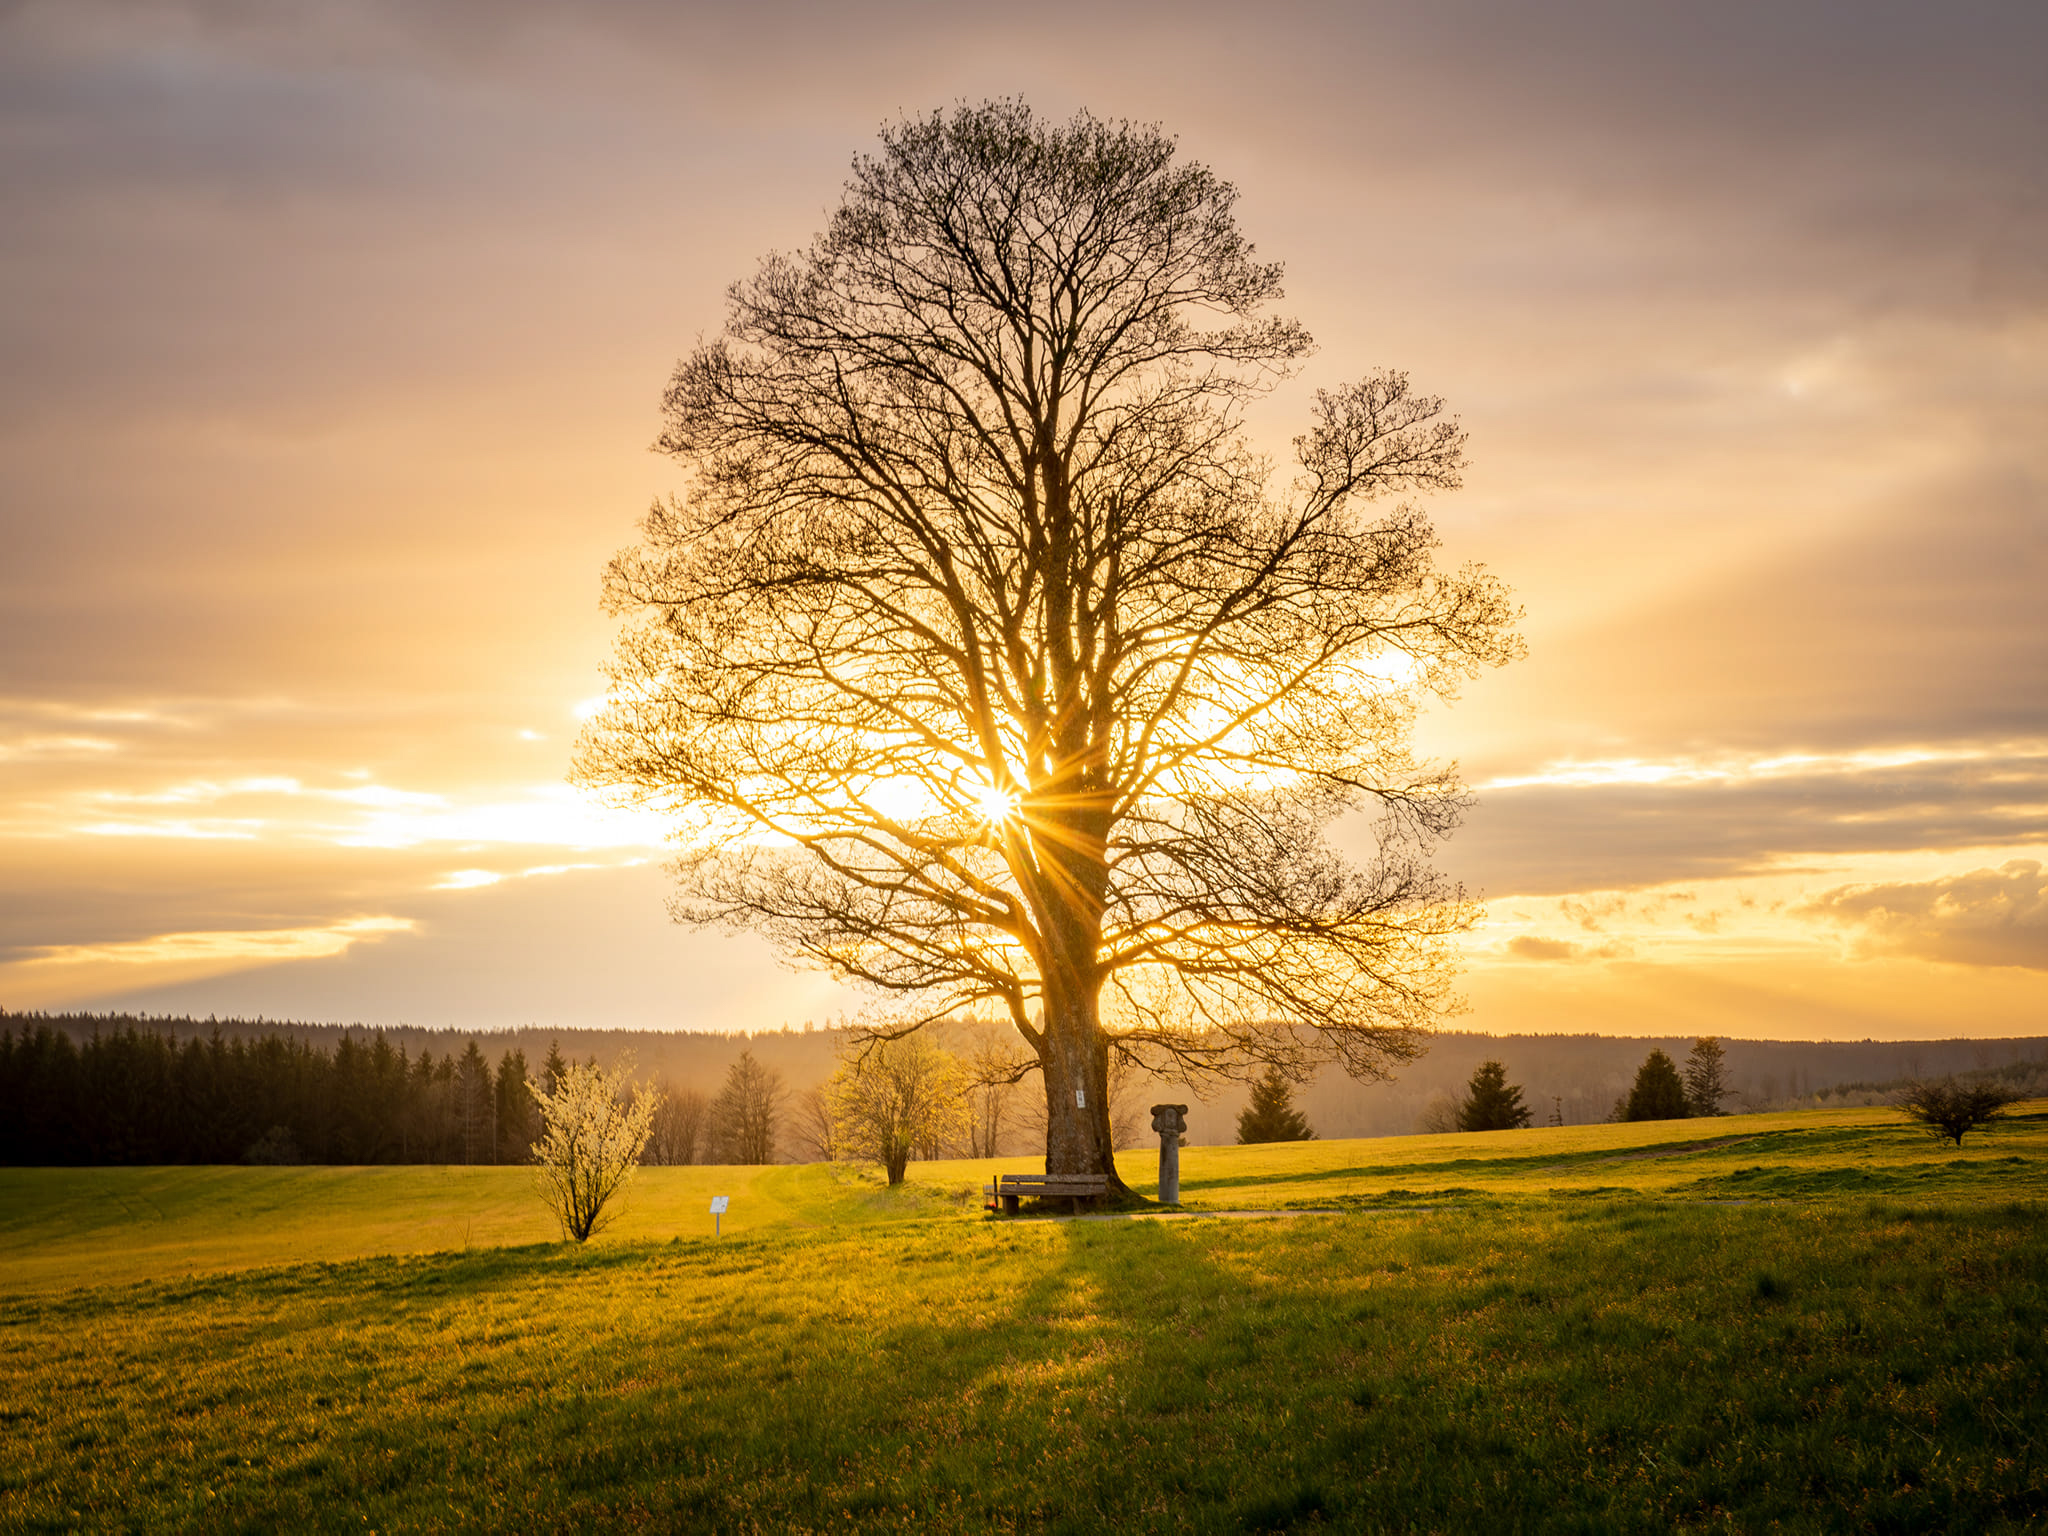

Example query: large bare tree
[575,101,1520,1195]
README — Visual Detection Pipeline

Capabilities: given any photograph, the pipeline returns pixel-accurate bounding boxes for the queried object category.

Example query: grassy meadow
[2,1104,2044,1531]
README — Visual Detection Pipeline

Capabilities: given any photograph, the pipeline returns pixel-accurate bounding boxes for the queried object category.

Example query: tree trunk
[1036,963,1126,1194]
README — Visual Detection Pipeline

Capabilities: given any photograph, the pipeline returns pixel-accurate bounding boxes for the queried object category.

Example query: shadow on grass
[12,1180,2047,1533]
[0,1228,798,1327]
[1683,1155,2043,1201]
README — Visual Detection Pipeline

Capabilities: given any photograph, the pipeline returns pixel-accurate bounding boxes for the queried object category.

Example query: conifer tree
[1236,1067,1315,1144]
[456,1040,493,1165]
[405,1049,438,1161]
[495,1048,537,1164]
[1683,1037,1728,1117]
[1457,1059,1532,1131]
[710,1050,785,1165]
[365,1032,404,1162]
[1622,1049,1690,1122]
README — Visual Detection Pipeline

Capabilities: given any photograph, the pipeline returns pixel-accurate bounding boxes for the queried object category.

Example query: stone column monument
[1150,1103,1189,1205]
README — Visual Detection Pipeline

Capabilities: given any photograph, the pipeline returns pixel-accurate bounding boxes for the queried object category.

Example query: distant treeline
[0,1019,550,1167]
[7,1010,2047,1163]
[6,1009,850,1104]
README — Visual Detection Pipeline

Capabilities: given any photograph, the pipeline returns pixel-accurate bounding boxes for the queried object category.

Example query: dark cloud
[5,0,2041,706]
[1503,934,1634,962]
[1507,936,1579,961]
[82,863,855,1030]
[0,693,582,812]
[0,838,446,958]
[1803,859,2048,969]
[1445,749,2048,896]
[1446,460,2048,777]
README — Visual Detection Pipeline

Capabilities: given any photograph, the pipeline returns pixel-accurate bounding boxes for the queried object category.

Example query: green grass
[3,1105,2044,1532]
[1119,1104,2048,1209]
[0,1160,975,1296]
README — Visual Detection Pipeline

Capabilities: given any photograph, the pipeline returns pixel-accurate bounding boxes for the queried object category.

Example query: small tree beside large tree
[575,100,1519,1195]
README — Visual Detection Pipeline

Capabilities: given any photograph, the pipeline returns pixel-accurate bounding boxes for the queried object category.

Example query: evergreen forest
[0,1018,543,1166]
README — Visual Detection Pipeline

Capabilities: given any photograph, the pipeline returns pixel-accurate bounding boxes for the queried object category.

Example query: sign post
[709,1194,729,1237]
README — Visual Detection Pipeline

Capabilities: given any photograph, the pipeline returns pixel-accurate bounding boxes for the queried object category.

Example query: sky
[2,0,2044,1041]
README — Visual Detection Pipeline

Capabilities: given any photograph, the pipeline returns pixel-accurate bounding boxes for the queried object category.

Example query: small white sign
[709,1196,729,1214]
[1075,1089,1086,1108]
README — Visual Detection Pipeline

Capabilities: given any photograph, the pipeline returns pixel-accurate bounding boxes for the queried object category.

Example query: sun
[973,782,1021,824]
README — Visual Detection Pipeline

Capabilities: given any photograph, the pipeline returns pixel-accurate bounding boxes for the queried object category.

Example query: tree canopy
[575,100,1519,1186]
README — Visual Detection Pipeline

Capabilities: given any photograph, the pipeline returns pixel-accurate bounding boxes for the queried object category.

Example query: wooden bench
[992,1172,1110,1215]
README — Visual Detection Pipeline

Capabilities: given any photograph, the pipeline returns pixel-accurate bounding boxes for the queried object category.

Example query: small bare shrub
[1895,1079,2024,1147]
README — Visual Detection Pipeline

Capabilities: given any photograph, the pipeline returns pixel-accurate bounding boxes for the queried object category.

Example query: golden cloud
[1802,859,2048,970]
